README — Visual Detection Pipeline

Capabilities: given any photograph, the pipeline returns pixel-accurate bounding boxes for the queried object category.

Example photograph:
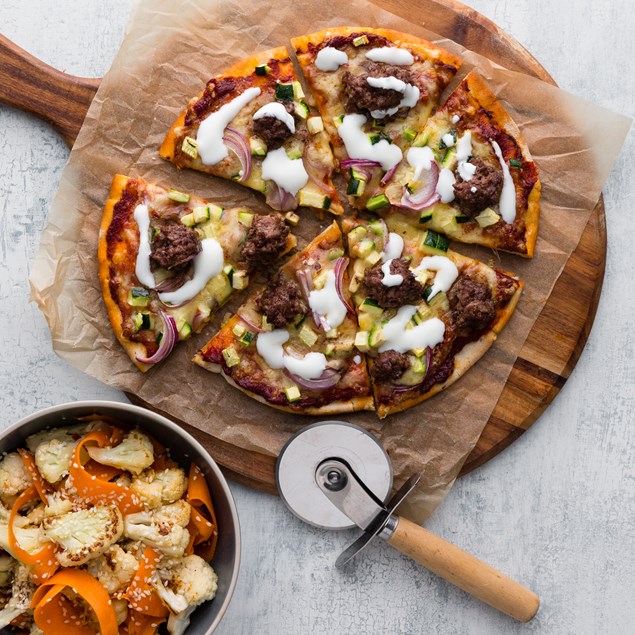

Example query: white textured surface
[1,1,633,633]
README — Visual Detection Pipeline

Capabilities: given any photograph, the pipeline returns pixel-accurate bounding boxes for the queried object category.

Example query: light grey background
[0,1,633,633]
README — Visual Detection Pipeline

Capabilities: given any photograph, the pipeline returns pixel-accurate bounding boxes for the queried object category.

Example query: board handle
[388,517,540,622]
[0,34,100,147]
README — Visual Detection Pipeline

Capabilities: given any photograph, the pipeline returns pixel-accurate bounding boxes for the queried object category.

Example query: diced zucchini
[411,312,423,326]
[275,82,294,101]
[239,331,254,345]
[441,149,457,170]
[366,193,390,211]
[358,312,375,331]
[325,343,336,356]
[322,196,332,210]
[347,226,367,247]
[417,303,432,321]
[284,211,300,225]
[294,101,309,119]
[347,176,366,197]
[455,214,471,224]
[131,312,152,332]
[439,130,457,149]
[181,136,198,159]
[360,297,383,318]
[372,118,385,129]
[353,34,369,46]
[255,64,270,76]
[332,114,344,128]
[231,271,249,290]
[250,137,267,157]
[365,250,382,266]
[411,356,427,374]
[412,130,430,148]
[177,321,192,339]
[428,290,448,312]
[129,287,151,307]
[299,324,318,347]
[292,81,305,99]
[438,214,458,235]
[419,229,449,253]
[368,325,385,348]
[328,248,345,260]
[168,189,190,203]
[326,328,338,339]
[355,238,375,259]
[354,330,371,352]
[261,315,273,331]
[419,212,433,224]
[207,273,232,304]
[287,147,303,160]
[350,167,367,181]
[284,385,301,402]
[368,219,384,236]
[208,204,224,220]
[414,268,430,286]
[475,207,501,228]
[349,275,361,294]
[238,211,254,227]
[298,189,328,209]
[193,205,210,223]
[509,158,522,168]
[307,116,324,134]
[223,264,234,285]
[402,126,418,142]
[180,212,196,227]
[232,323,246,338]
[222,346,240,367]
[368,133,381,145]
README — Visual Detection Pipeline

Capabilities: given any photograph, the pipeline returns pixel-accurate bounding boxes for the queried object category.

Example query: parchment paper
[29,0,630,523]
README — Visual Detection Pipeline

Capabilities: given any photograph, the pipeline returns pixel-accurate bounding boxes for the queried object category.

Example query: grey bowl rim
[1,399,241,635]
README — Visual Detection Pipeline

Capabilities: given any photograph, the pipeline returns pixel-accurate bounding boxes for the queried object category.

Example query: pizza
[291,27,462,211]
[99,174,296,371]
[193,222,374,414]
[344,216,522,418]
[381,71,541,256]
[160,46,344,215]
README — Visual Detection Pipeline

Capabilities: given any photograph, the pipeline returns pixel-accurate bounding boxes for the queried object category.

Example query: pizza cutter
[276,421,540,622]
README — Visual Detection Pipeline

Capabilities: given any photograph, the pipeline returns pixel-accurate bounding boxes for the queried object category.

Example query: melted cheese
[365,47,414,65]
[316,47,349,71]
[261,147,309,196]
[253,102,295,133]
[158,239,224,306]
[308,270,347,329]
[378,306,446,354]
[338,114,403,171]
[133,204,156,289]
[196,87,261,165]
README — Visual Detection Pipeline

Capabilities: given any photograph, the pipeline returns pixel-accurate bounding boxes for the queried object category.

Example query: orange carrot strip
[32,569,118,635]
[148,435,177,471]
[66,432,144,515]
[17,449,52,503]
[126,610,165,635]
[8,485,59,583]
[84,459,124,482]
[186,464,218,560]
[123,546,168,618]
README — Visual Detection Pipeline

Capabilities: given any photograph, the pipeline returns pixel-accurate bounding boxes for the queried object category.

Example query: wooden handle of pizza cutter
[0,34,100,147]
[388,517,540,622]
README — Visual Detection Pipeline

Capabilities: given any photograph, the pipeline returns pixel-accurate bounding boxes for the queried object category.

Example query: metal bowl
[0,400,240,634]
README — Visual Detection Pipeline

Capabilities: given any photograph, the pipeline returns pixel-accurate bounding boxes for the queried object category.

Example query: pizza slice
[160,46,343,215]
[344,216,522,418]
[382,71,541,257]
[99,174,296,372]
[291,27,461,210]
[194,222,373,414]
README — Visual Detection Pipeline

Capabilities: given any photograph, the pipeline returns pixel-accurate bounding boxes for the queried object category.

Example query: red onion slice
[154,272,189,293]
[266,183,297,211]
[303,146,337,195]
[380,163,398,186]
[333,257,355,315]
[135,310,178,365]
[340,158,381,170]
[400,161,440,211]
[223,126,252,182]
[285,368,341,391]
[237,313,265,333]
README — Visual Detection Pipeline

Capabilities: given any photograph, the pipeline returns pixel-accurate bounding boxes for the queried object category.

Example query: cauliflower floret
[0,453,31,502]
[25,423,89,453]
[43,504,123,566]
[0,501,51,559]
[130,467,188,509]
[112,598,129,626]
[44,491,73,518]
[0,554,15,587]
[161,555,218,635]
[86,429,154,475]
[123,500,191,558]
[34,438,76,484]
[0,563,35,628]
[86,544,138,594]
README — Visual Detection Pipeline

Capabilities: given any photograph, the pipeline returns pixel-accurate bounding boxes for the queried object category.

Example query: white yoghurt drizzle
[380,232,405,288]
[441,132,456,148]
[378,306,446,354]
[381,261,403,287]
[451,114,460,124]
[436,168,456,203]
[133,205,156,289]
[315,47,349,71]
[491,140,517,223]
[456,131,476,181]
[415,256,458,300]
[308,270,347,329]
[253,102,295,133]
[261,147,309,196]
[365,47,414,66]
[257,330,328,380]
[366,77,420,119]
[158,239,225,305]
[196,87,261,165]
[406,146,435,183]
[338,113,403,171]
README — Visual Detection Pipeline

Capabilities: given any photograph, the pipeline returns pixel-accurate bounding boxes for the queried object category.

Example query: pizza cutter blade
[276,421,541,623]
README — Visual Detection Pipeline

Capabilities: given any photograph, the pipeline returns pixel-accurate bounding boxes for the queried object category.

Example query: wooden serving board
[0,0,605,494]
